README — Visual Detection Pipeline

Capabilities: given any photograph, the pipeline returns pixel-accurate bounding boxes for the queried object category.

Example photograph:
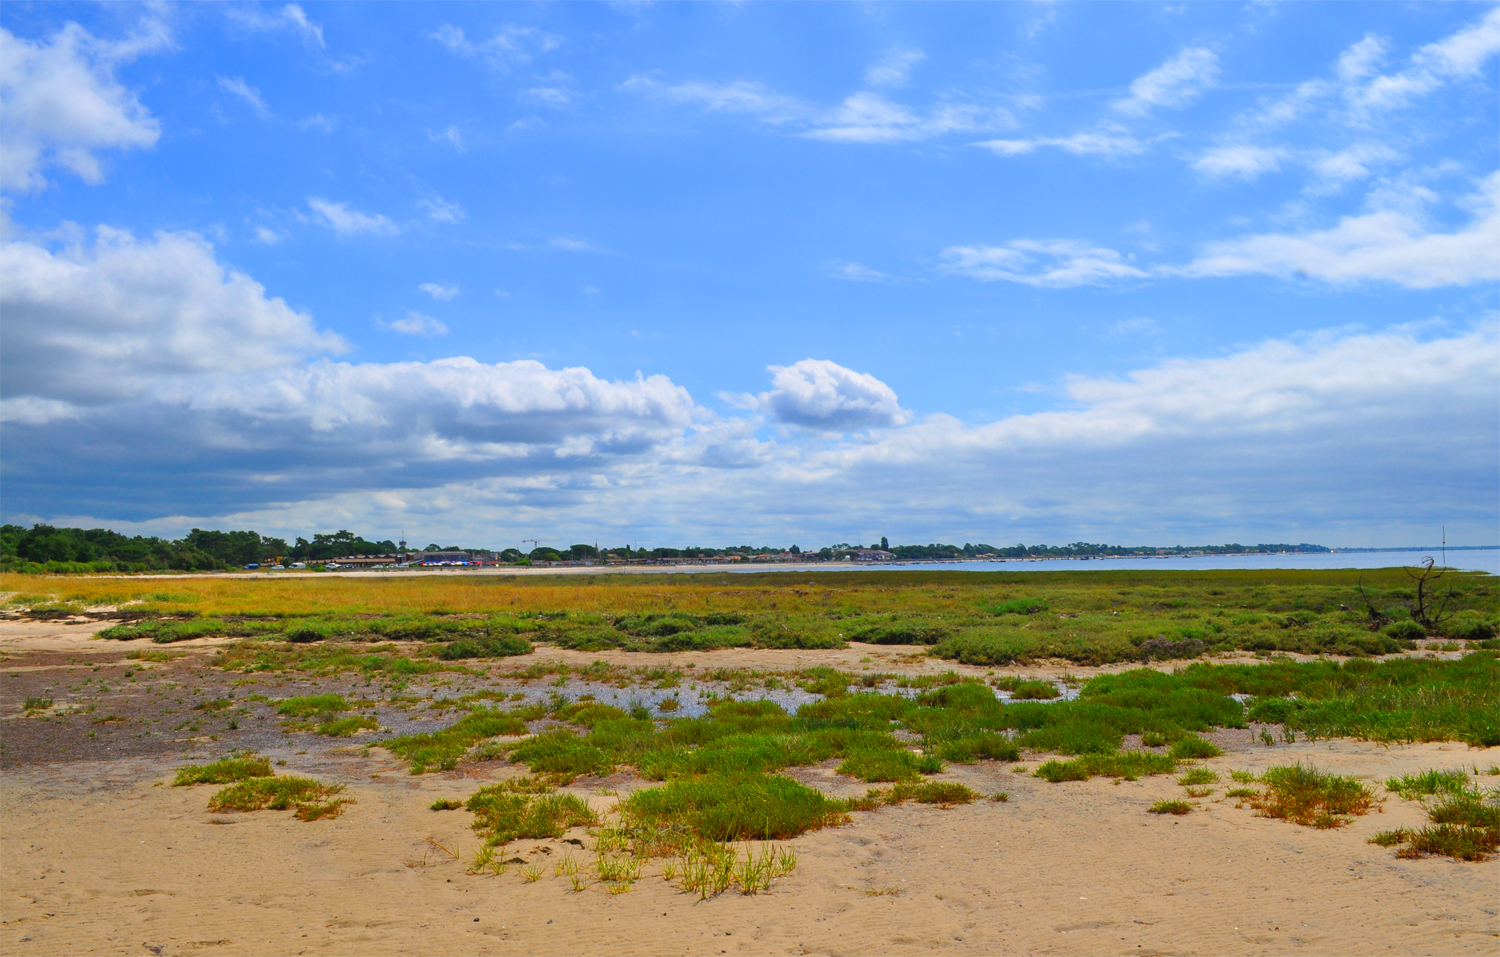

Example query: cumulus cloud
[217,75,270,116]
[734,360,908,432]
[419,282,459,300]
[306,197,399,236]
[0,23,166,191]
[941,240,1148,287]
[383,311,448,337]
[0,227,345,413]
[429,24,561,71]
[1112,46,1219,116]
[1178,171,1500,288]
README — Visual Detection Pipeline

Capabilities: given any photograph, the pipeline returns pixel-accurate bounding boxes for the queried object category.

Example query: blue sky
[2,2,1497,549]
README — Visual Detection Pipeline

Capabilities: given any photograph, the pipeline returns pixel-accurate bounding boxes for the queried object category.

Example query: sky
[1,1,1497,550]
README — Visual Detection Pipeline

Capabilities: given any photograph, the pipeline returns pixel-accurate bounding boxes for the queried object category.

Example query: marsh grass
[1385,768,1471,800]
[1034,752,1176,783]
[1178,767,1218,786]
[622,774,850,842]
[384,708,530,773]
[883,781,977,805]
[317,715,379,737]
[22,696,52,712]
[1246,762,1377,828]
[1008,680,1061,700]
[1168,735,1223,760]
[466,786,598,846]
[208,776,348,819]
[173,752,272,785]
[1373,782,1500,861]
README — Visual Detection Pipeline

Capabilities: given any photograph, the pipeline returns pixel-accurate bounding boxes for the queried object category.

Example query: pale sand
[2,626,1496,955]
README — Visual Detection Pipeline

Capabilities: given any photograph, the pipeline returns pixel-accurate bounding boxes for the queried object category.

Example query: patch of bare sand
[3,741,1496,956]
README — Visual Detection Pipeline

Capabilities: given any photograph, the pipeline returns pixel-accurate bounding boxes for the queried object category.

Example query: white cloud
[1179,171,1500,288]
[428,125,464,150]
[383,311,448,337]
[549,236,595,252]
[252,226,284,245]
[418,195,466,224]
[297,112,336,132]
[864,48,925,88]
[941,239,1149,287]
[0,226,345,412]
[620,75,808,124]
[1192,145,1286,179]
[975,128,1159,160]
[429,24,562,71]
[520,73,577,109]
[807,93,1013,144]
[829,262,888,282]
[1336,34,1387,83]
[623,74,1011,144]
[0,23,165,191]
[306,197,399,236]
[1355,6,1500,114]
[1111,46,1219,116]
[226,4,325,48]
[737,359,908,432]
[217,75,270,116]
[419,282,459,301]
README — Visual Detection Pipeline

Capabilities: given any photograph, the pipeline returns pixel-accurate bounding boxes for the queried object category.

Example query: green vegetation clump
[1168,735,1223,759]
[883,781,978,805]
[173,752,273,785]
[277,693,351,717]
[1008,680,1061,700]
[1244,762,1377,828]
[467,785,598,846]
[1386,768,1472,801]
[1034,752,1176,783]
[383,708,530,773]
[621,774,851,842]
[208,776,349,820]
[1149,800,1193,815]
[438,634,533,659]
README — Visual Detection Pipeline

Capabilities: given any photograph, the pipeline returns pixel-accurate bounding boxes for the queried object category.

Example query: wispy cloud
[382,311,448,337]
[306,198,398,236]
[429,24,561,71]
[829,262,889,282]
[1110,46,1219,116]
[418,196,465,224]
[216,75,270,117]
[419,282,459,301]
[428,125,464,151]
[226,4,325,48]
[864,47,925,88]
[549,236,596,252]
[297,113,335,133]
[252,226,284,245]
[941,239,1149,287]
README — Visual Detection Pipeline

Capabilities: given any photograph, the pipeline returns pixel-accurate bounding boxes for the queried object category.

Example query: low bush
[1009,680,1061,700]
[437,634,533,659]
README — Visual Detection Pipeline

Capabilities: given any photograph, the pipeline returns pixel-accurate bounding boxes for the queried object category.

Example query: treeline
[0,525,410,572]
[0,521,1335,574]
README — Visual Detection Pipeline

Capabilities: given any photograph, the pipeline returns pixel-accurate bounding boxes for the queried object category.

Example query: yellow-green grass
[7,567,1495,664]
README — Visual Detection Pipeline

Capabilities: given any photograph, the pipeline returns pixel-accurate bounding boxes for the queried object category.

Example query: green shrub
[1248,762,1377,828]
[621,773,851,842]
[1382,620,1426,642]
[1009,680,1060,700]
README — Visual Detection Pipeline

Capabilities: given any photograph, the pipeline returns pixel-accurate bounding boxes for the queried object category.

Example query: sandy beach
[2,620,1496,956]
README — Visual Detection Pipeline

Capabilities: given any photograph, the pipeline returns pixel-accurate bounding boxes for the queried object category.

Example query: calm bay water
[702,548,1500,577]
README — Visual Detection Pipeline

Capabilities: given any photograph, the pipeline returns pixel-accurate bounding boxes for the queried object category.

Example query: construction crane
[520,539,541,555]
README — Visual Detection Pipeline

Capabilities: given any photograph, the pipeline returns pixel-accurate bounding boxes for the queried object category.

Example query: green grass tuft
[384,708,530,773]
[208,776,348,819]
[173,752,273,785]
[1385,768,1472,801]
[1246,762,1377,828]
[621,773,851,842]
[1149,800,1193,815]
[883,781,978,805]
[1168,735,1223,760]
